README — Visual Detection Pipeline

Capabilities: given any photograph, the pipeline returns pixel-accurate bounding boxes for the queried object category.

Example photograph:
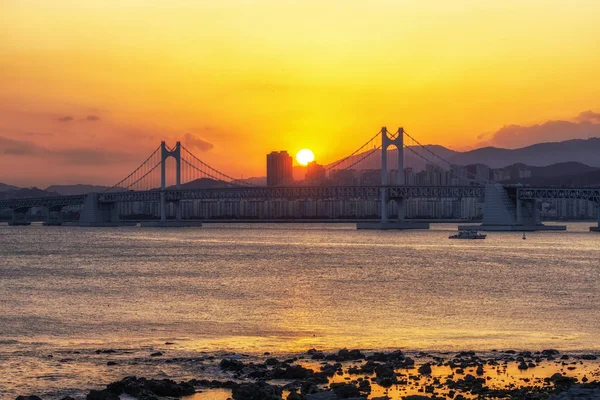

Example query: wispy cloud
[57,116,74,122]
[0,136,136,165]
[184,132,214,152]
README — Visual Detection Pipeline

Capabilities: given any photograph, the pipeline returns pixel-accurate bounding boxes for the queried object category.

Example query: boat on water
[449,229,487,240]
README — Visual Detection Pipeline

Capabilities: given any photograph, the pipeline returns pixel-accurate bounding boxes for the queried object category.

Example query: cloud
[476,110,600,149]
[57,116,74,122]
[0,136,46,156]
[575,110,600,123]
[0,136,136,165]
[86,115,101,121]
[184,132,214,152]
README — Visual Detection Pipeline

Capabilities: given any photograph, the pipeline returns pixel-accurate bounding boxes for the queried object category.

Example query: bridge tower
[357,127,429,230]
[380,127,405,223]
[160,141,181,222]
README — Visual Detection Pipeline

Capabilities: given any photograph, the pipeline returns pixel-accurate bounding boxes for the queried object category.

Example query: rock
[16,397,43,400]
[286,391,302,400]
[265,357,280,366]
[105,376,195,398]
[306,392,338,400]
[418,363,432,375]
[403,396,432,400]
[86,390,120,400]
[517,361,528,370]
[95,349,117,354]
[581,354,598,360]
[220,358,245,371]
[106,361,118,366]
[150,352,163,357]
[232,382,282,400]
[330,382,360,398]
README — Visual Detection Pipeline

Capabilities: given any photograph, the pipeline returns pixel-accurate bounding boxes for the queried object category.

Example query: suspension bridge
[1,127,599,231]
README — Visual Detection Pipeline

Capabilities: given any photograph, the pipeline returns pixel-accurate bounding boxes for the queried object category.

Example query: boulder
[232,382,282,400]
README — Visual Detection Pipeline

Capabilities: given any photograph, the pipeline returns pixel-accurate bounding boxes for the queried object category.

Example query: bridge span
[1,129,599,231]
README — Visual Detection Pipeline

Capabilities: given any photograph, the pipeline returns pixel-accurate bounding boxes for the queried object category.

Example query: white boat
[449,230,487,240]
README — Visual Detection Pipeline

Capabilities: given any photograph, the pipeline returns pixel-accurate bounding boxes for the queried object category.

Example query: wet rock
[418,363,432,375]
[326,348,365,362]
[150,352,163,357]
[542,349,560,357]
[270,364,328,383]
[286,391,302,400]
[306,392,337,400]
[95,349,117,354]
[16,397,43,400]
[220,358,245,372]
[265,357,280,366]
[86,390,120,400]
[330,382,360,398]
[106,376,195,398]
[232,382,282,400]
[581,354,598,360]
[106,361,118,366]
[518,361,528,370]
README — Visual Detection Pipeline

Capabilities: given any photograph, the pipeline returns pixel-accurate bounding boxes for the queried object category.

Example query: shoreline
[9,347,600,400]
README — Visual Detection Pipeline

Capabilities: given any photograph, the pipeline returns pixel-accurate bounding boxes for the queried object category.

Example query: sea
[0,222,598,398]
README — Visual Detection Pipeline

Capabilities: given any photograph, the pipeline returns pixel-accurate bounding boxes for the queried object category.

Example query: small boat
[522,233,526,240]
[449,230,487,240]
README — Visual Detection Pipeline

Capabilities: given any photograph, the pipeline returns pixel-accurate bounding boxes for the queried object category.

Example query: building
[266,151,293,186]
[305,161,326,183]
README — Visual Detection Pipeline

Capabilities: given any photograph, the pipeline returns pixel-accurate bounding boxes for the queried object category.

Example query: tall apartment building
[266,151,293,186]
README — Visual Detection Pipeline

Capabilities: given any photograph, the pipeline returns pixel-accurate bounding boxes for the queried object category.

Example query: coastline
[7,347,600,400]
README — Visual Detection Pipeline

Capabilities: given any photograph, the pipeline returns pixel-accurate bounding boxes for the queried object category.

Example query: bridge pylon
[357,127,429,230]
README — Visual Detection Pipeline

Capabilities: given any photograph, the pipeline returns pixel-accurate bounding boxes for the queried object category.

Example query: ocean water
[0,222,599,397]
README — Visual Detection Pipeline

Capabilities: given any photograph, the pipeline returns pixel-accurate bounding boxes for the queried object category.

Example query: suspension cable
[105,145,161,192]
[124,160,162,191]
[325,129,383,171]
[180,145,251,185]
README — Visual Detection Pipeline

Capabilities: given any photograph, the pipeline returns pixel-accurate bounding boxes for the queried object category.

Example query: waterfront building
[266,151,293,186]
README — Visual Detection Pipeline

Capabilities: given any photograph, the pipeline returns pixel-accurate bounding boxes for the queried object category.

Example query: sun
[296,149,315,166]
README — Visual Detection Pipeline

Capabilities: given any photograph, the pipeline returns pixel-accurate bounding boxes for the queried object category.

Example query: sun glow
[296,149,315,166]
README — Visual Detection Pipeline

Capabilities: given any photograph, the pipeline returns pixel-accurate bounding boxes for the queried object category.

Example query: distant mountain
[177,178,234,189]
[0,187,60,200]
[46,184,113,195]
[0,183,20,192]
[448,138,600,168]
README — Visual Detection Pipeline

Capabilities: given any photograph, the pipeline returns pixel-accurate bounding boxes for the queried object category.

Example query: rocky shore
[13,348,600,400]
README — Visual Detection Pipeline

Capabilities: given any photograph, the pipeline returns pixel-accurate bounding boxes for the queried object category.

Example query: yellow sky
[1,0,599,185]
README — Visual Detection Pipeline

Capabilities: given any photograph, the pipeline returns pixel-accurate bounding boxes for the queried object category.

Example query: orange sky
[1,0,600,186]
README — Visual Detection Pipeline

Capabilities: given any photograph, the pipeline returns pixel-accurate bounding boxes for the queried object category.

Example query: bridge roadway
[0,185,487,210]
[1,186,600,211]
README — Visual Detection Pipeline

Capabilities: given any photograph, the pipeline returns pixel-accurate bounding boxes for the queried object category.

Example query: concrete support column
[396,198,405,222]
[516,199,522,224]
[160,192,166,222]
[175,200,181,221]
[380,188,388,223]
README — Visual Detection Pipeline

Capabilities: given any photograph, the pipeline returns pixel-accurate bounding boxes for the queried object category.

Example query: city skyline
[2,1,600,186]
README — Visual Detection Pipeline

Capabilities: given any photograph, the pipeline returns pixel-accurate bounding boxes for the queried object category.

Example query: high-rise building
[266,151,293,186]
[305,161,326,183]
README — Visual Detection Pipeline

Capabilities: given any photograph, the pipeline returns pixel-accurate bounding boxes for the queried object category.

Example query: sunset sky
[1,0,600,186]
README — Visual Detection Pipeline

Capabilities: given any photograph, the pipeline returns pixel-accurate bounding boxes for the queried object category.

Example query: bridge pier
[43,208,63,226]
[8,208,31,226]
[79,193,126,226]
[460,184,566,231]
[591,206,600,232]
